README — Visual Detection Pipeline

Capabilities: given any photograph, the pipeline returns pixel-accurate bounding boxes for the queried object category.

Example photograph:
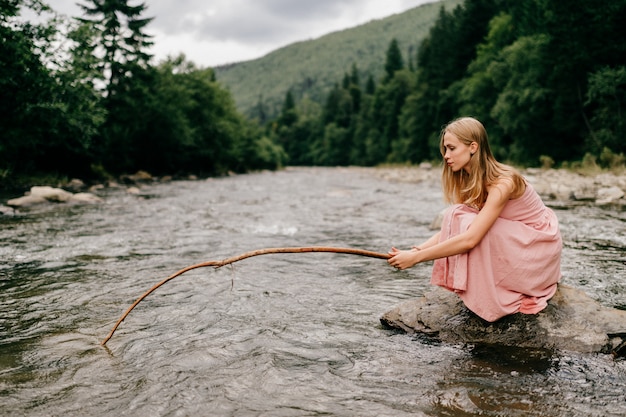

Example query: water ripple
[1,167,625,416]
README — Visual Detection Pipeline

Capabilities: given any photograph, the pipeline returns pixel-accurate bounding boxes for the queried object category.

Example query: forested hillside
[214,0,462,120]
[1,0,625,191]
[263,0,626,168]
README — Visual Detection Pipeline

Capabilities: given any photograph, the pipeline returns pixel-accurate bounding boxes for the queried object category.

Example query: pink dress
[430,182,562,322]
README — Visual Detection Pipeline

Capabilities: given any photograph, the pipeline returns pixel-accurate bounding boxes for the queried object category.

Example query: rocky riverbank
[2,166,625,215]
[371,164,626,207]
[0,171,169,215]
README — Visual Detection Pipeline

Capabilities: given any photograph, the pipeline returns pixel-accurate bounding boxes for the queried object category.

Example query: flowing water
[1,166,625,417]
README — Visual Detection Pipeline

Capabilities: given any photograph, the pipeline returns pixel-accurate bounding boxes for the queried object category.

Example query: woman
[388,117,562,322]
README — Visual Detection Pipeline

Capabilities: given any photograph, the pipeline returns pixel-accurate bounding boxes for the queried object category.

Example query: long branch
[101,246,390,345]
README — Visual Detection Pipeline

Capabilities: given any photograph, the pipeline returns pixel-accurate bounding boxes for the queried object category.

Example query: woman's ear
[470,141,478,155]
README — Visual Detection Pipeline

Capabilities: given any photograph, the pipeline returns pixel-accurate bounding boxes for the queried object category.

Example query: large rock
[6,186,102,207]
[0,205,15,215]
[29,185,73,202]
[380,284,626,357]
[6,194,48,207]
[596,186,624,205]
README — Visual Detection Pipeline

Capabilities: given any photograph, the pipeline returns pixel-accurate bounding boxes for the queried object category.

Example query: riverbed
[1,166,625,416]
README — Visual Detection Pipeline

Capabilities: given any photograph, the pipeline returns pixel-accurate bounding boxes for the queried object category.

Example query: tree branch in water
[101,246,390,346]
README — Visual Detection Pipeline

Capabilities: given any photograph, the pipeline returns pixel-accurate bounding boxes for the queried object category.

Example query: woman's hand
[387,246,420,270]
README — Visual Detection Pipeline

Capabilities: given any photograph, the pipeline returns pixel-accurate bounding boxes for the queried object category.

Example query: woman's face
[442,131,474,173]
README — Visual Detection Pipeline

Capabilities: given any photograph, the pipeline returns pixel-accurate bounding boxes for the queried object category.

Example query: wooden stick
[101,246,390,345]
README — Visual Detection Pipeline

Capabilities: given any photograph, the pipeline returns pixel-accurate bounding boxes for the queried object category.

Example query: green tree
[311,123,349,165]
[322,83,354,128]
[350,91,375,165]
[396,82,432,163]
[383,38,404,83]
[0,0,51,176]
[368,69,413,164]
[76,0,156,173]
[490,34,552,163]
[0,0,99,178]
[541,0,626,161]
[277,90,297,127]
[407,1,500,158]
[274,89,301,163]
[77,0,153,96]
[456,12,517,158]
[585,66,626,156]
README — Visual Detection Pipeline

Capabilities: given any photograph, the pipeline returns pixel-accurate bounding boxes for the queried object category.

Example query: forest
[1,0,625,190]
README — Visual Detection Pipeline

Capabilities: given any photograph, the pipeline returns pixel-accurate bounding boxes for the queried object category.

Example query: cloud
[45,0,435,67]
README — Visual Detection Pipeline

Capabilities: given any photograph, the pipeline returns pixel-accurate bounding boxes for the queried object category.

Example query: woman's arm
[388,232,440,268]
[388,179,514,270]
[413,232,441,251]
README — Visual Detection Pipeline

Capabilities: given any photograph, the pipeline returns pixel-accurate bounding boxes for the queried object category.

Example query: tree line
[2,0,625,190]
[269,0,626,168]
[0,0,285,189]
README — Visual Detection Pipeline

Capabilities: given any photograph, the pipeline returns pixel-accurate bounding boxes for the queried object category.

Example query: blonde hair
[439,117,525,209]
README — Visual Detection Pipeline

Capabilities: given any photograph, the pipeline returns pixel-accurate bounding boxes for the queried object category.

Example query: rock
[6,186,103,207]
[7,194,48,207]
[572,185,597,201]
[120,170,153,185]
[596,186,625,205]
[0,205,15,215]
[29,186,73,202]
[63,178,86,193]
[380,284,626,357]
[69,192,103,204]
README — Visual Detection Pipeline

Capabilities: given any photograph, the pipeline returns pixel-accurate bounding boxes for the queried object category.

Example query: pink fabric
[430,182,562,322]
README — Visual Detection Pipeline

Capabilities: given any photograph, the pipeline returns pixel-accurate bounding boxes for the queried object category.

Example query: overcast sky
[49,0,436,68]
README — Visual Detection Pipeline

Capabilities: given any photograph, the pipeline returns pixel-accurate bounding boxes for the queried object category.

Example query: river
[1,166,625,416]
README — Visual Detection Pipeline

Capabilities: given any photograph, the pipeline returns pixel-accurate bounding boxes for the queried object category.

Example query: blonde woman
[388,117,562,322]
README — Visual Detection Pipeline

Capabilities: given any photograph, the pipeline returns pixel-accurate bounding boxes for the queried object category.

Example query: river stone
[6,194,48,207]
[595,186,625,205]
[29,185,73,202]
[380,284,626,357]
[0,205,15,215]
[69,192,103,204]
[6,186,103,207]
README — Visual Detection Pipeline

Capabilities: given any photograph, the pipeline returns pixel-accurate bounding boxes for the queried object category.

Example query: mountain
[213,0,463,120]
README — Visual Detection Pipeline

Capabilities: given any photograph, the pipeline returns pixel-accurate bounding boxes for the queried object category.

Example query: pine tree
[77,0,154,97]
[384,38,404,83]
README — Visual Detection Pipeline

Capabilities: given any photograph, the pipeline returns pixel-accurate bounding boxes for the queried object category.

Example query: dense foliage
[267,0,626,168]
[0,0,284,188]
[1,0,625,190]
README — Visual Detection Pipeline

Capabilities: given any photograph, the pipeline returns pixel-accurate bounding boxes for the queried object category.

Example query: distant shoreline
[2,165,625,210]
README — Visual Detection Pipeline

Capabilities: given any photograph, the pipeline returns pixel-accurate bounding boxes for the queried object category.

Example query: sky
[49,0,436,68]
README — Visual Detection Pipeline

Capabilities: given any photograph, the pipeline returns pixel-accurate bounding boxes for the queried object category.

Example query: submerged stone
[380,284,626,357]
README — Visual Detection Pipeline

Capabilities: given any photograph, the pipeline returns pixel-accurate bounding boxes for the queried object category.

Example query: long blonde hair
[439,117,525,209]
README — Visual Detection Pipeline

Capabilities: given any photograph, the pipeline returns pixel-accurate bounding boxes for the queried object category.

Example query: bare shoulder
[488,175,517,201]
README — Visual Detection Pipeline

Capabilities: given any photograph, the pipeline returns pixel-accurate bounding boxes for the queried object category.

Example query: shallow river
[1,167,625,416]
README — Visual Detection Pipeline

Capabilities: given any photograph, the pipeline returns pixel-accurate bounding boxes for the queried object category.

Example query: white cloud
[46,0,436,67]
